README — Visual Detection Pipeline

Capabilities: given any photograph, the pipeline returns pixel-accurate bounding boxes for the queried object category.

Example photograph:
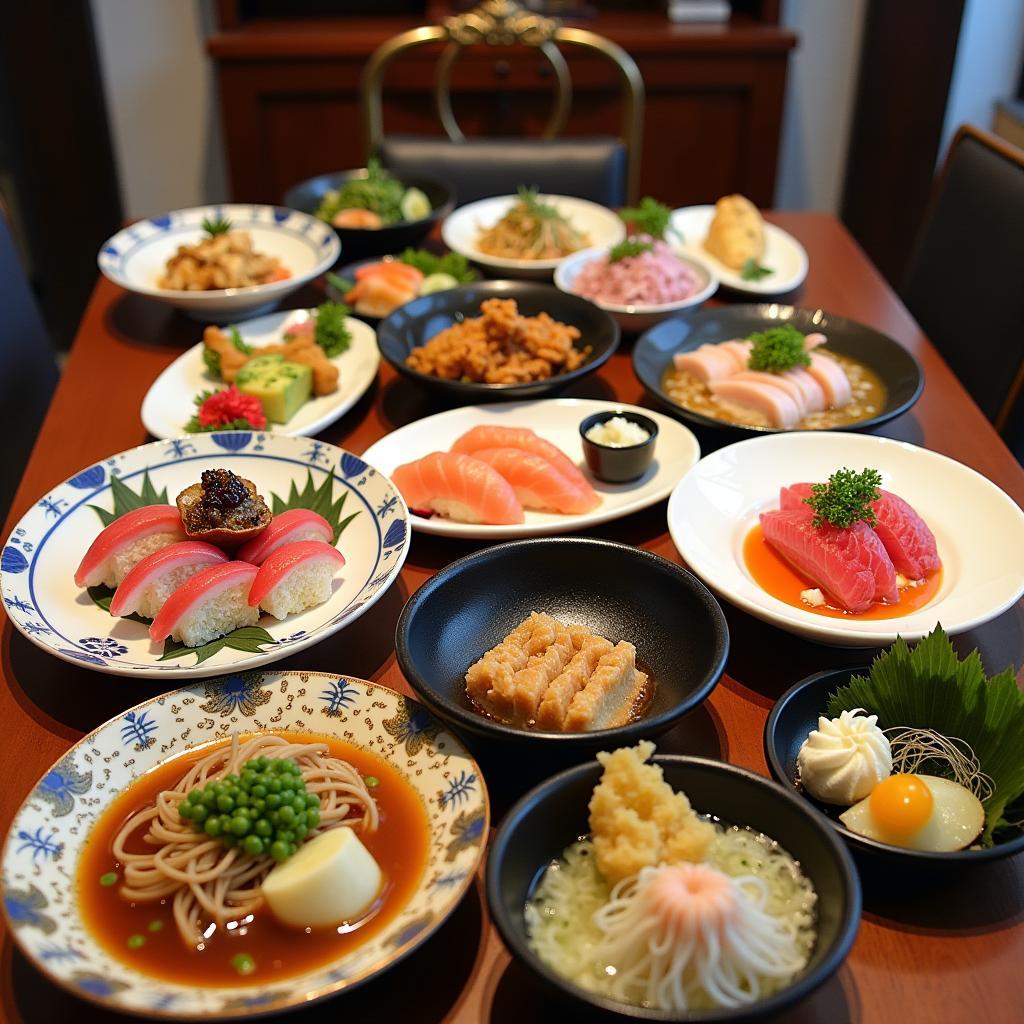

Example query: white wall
[90,0,226,219]
[774,0,867,212]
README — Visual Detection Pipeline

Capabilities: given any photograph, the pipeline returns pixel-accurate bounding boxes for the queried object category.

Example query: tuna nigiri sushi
[391,452,524,525]
[75,505,187,589]
[247,540,345,620]
[109,541,228,619]
[149,561,259,647]
[237,509,334,565]
[471,448,600,515]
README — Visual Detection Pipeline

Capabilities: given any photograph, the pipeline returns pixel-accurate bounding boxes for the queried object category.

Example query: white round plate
[1,672,488,1018]
[98,205,340,321]
[441,194,625,279]
[362,399,700,540]
[667,432,1024,646]
[140,309,380,440]
[669,205,808,296]
[553,244,718,332]
[0,435,410,677]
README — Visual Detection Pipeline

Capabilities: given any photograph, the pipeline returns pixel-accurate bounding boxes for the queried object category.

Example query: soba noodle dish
[526,743,817,1012]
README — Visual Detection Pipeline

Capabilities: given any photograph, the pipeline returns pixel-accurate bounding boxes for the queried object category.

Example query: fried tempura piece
[588,741,714,885]
[258,335,339,396]
[564,641,647,732]
[535,633,613,731]
[203,326,250,382]
[510,619,574,724]
[465,612,554,704]
[703,194,765,270]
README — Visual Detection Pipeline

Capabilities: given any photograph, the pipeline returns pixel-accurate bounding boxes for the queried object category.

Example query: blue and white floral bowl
[97,205,340,321]
[0,434,411,678]
[0,672,488,1018]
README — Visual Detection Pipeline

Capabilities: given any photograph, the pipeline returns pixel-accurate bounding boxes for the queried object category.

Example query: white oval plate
[0,672,488,1018]
[669,205,809,296]
[140,309,380,440]
[441,194,625,279]
[98,204,340,321]
[362,399,700,540]
[0,435,410,677]
[667,432,1024,646]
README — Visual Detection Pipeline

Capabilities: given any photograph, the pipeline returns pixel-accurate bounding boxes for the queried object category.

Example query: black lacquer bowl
[488,755,862,1021]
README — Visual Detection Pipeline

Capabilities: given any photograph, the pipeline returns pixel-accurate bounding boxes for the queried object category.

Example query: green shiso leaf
[89,471,169,527]
[159,626,276,665]
[87,585,150,625]
[268,470,358,544]
[826,626,1024,842]
[741,258,773,281]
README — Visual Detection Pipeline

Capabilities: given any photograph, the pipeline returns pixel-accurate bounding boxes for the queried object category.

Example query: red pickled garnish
[197,385,267,429]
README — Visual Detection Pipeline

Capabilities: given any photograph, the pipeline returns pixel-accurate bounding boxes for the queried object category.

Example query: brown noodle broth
[77,733,430,986]
[661,351,888,429]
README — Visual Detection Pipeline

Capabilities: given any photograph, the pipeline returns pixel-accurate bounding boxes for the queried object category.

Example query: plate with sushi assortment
[765,626,1024,863]
[633,305,923,434]
[140,305,380,440]
[669,195,809,296]
[667,431,1024,646]
[487,744,860,1018]
[362,399,700,539]
[0,434,411,677]
[1,671,488,1017]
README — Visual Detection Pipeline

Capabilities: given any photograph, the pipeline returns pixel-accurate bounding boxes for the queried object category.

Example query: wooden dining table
[2,211,1022,1024]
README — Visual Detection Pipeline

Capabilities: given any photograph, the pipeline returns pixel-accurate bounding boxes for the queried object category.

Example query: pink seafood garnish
[572,239,701,306]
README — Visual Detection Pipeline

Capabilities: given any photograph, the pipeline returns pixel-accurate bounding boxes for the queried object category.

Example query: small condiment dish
[579,409,659,483]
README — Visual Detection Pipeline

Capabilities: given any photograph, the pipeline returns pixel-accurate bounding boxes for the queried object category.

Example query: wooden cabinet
[208,7,795,208]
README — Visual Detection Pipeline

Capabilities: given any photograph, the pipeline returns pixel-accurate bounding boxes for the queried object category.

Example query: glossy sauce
[77,733,430,987]
[744,524,942,619]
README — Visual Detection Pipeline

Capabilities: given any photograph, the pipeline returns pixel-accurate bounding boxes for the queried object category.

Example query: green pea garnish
[365,776,380,788]
[231,953,256,976]
[100,871,118,887]
[127,934,145,949]
[147,919,164,932]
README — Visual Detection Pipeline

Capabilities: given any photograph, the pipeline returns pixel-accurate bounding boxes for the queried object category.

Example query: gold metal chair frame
[362,0,645,203]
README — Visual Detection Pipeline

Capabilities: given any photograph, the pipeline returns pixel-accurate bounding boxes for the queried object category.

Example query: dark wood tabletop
[2,212,1023,1024]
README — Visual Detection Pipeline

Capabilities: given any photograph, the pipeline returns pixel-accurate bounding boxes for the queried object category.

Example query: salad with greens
[314,160,432,229]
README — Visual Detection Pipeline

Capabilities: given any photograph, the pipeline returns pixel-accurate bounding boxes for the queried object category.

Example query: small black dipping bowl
[487,755,861,1021]
[282,169,454,263]
[579,409,660,483]
[764,668,1024,866]
[376,280,620,401]
[395,537,728,758]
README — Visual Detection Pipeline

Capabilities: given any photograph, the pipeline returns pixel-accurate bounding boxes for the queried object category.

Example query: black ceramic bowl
[764,668,1024,865]
[395,538,728,756]
[377,280,620,401]
[579,409,660,483]
[632,304,923,436]
[487,755,861,1021]
[282,169,454,263]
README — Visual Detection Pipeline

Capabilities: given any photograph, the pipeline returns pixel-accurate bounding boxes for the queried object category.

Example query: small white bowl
[667,432,1024,647]
[441,194,625,280]
[98,204,340,321]
[553,245,718,332]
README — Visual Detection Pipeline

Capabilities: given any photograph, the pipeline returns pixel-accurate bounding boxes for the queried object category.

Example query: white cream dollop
[797,708,892,805]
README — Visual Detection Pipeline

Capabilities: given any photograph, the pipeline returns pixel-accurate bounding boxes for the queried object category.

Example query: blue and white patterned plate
[97,205,340,321]
[0,672,488,1018]
[0,434,410,678]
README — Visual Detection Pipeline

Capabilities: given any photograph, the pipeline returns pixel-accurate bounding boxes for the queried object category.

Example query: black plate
[487,755,861,1021]
[377,280,620,401]
[282,169,454,263]
[395,537,728,758]
[632,304,923,435]
[764,668,1024,865]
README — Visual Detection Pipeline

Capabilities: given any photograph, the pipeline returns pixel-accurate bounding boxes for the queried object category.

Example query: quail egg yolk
[868,774,934,836]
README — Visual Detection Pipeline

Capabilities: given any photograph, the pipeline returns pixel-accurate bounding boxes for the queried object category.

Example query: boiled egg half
[838,773,984,852]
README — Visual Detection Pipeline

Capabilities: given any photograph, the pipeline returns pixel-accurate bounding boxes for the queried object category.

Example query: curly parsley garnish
[314,301,351,357]
[747,324,810,373]
[608,239,654,263]
[804,468,883,529]
[741,258,773,281]
[619,196,675,241]
[201,216,232,237]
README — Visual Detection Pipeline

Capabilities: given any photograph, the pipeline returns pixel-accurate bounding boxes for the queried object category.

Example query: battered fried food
[703,194,765,270]
[202,327,339,395]
[159,230,286,291]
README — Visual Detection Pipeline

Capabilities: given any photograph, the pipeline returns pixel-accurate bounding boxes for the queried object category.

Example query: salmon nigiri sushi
[471,448,600,515]
[150,561,259,647]
[237,509,333,565]
[109,541,228,619]
[75,505,186,589]
[391,452,524,525]
[247,540,345,620]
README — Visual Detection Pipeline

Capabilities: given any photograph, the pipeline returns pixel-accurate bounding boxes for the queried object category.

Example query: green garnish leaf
[205,325,251,379]
[804,467,882,529]
[618,196,675,241]
[826,626,1024,842]
[89,471,169,527]
[201,216,232,237]
[314,301,352,357]
[88,585,150,625]
[515,185,562,220]
[228,326,251,355]
[608,239,654,263]
[314,158,405,225]
[741,258,773,281]
[397,248,476,283]
[269,469,359,544]
[746,323,811,373]
[158,625,276,664]
[326,271,354,295]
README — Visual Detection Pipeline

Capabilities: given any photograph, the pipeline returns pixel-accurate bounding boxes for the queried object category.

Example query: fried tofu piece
[704,194,765,270]
[465,612,558,714]
[510,619,574,724]
[535,633,614,731]
[563,641,647,732]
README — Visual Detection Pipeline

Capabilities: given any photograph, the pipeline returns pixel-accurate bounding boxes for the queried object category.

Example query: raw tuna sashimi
[237,508,333,565]
[391,451,524,525]
[471,448,600,514]
[247,540,345,619]
[149,561,259,647]
[109,541,228,619]
[75,505,186,589]
[760,507,899,612]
